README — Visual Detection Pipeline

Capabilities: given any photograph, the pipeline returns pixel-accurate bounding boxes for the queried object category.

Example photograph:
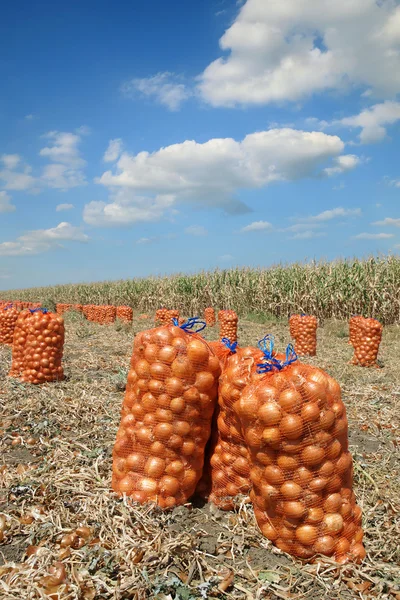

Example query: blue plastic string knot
[29,307,48,314]
[221,337,238,353]
[172,316,206,333]
[256,342,297,374]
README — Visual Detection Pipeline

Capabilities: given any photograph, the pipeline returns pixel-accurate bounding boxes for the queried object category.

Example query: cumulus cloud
[0,129,88,193]
[198,0,400,107]
[87,127,347,227]
[241,220,272,232]
[373,217,400,227]
[122,72,191,111]
[104,139,123,163]
[337,101,400,143]
[324,155,361,177]
[353,232,394,240]
[185,225,208,236]
[56,203,74,212]
[0,191,16,213]
[304,207,362,222]
[0,222,89,256]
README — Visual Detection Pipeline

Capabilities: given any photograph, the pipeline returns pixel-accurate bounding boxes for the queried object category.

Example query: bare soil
[0,314,399,599]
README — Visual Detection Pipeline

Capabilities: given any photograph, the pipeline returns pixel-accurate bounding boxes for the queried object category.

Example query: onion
[144,344,159,362]
[318,461,335,478]
[187,339,209,365]
[301,445,325,467]
[301,402,320,423]
[335,537,350,555]
[119,475,135,495]
[183,387,200,404]
[350,543,366,562]
[158,345,177,364]
[324,493,343,513]
[165,377,184,397]
[280,414,304,440]
[305,507,324,524]
[172,356,194,379]
[166,460,185,476]
[320,410,335,431]
[181,440,195,456]
[326,440,342,460]
[277,454,299,472]
[195,371,215,393]
[295,524,318,545]
[142,393,157,411]
[293,466,313,487]
[336,452,352,475]
[258,402,282,426]
[137,477,157,494]
[280,481,303,499]
[278,389,302,412]
[144,457,166,478]
[170,397,186,413]
[314,535,335,555]
[264,465,284,486]
[261,522,279,541]
[282,501,306,519]
[262,427,281,447]
[255,449,276,466]
[149,441,166,457]
[309,477,328,492]
[159,475,180,496]
[323,513,344,535]
[154,422,173,440]
[326,475,342,493]
[239,394,259,421]
[166,434,183,450]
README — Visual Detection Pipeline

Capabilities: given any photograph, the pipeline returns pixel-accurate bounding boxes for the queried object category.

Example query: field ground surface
[0,313,399,599]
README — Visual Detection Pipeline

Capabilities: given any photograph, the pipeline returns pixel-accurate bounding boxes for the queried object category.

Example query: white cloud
[337,101,400,143]
[198,0,400,107]
[305,207,362,222]
[291,230,326,240]
[373,217,400,227]
[184,225,208,236]
[0,222,89,256]
[241,220,272,232]
[0,129,88,193]
[104,139,123,163]
[88,127,345,227]
[353,232,394,240]
[122,72,191,111]
[136,233,176,245]
[384,177,400,188]
[0,191,16,213]
[56,203,74,212]
[324,155,361,177]
[1,154,21,170]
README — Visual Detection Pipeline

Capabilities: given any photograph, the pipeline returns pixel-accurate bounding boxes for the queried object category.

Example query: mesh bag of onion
[10,309,65,384]
[112,317,221,508]
[0,304,19,345]
[292,315,318,357]
[9,309,32,377]
[348,316,362,346]
[235,342,365,564]
[155,308,169,325]
[289,314,300,339]
[350,317,382,368]
[218,310,238,344]
[204,307,216,327]
[116,306,133,323]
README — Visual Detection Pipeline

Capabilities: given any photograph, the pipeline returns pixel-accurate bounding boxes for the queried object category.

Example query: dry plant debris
[0,314,399,599]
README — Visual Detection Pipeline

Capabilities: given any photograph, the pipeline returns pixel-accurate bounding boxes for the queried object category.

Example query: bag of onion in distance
[235,346,365,564]
[112,319,221,508]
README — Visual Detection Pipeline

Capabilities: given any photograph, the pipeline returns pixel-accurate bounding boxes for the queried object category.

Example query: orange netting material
[209,346,265,509]
[155,308,169,325]
[116,306,133,323]
[56,303,74,315]
[9,310,65,384]
[112,322,221,508]
[204,307,216,327]
[348,316,362,346]
[218,310,238,344]
[235,359,365,564]
[350,317,382,367]
[9,310,31,377]
[0,306,19,345]
[290,315,318,356]
[83,305,116,324]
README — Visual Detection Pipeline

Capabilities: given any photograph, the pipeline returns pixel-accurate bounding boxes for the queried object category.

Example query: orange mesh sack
[236,345,365,564]
[209,344,266,509]
[20,309,65,384]
[116,306,133,323]
[112,318,221,508]
[348,316,362,346]
[155,308,169,325]
[9,310,31,377]
[204,307,216,327]
[289,314,300,339]
[350,317,382,368]
[292,315,317,356]
[56,303,73,315]
[0,305,19,345]
[218,310,238,343]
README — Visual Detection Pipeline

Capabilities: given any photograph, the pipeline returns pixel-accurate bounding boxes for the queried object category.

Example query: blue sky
[1,0,400,290]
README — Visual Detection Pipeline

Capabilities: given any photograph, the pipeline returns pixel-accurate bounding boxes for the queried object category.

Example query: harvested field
[0,313,399,599]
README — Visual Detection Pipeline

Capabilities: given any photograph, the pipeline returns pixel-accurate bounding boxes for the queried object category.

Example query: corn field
[1,255,399,324]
